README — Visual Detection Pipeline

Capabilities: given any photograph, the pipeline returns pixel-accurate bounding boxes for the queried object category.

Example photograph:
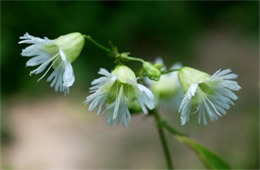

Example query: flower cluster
[19,32,241,127]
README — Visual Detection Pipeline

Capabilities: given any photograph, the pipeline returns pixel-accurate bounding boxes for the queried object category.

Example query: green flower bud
[153,63,164,71]
[143,62,161,81]
[178,67,210,93]
[54,32,85,63]
[112,65,136,84]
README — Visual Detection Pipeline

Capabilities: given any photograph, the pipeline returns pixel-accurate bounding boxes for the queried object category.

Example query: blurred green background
[1,1,259,169]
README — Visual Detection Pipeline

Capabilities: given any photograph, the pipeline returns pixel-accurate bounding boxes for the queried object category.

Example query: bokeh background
[1,1,259,169]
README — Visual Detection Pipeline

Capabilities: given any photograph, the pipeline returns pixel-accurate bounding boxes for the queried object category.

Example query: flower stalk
[152,109,174,169]
[120,54,145,63]
[161,68,180,75]
[84,35,111,53]
[84,35,145,64]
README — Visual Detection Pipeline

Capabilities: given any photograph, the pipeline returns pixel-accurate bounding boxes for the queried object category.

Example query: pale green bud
[178,67,210,93]
[112,65,136,84]
[143,62,161,81]
[54,32,85,63]
[151,75,179,99]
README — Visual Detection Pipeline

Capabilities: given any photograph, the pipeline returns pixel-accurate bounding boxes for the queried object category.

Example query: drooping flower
[178,67,241,125]
[84,65,155,127]
[19,32,85,93]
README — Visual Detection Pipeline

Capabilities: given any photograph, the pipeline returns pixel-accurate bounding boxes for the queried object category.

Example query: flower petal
[179,83,197,125]
[58,48,75,88]
[136,84,155,114]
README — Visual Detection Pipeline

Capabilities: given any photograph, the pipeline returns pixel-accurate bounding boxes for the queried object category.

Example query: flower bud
[152,75,179,99]
[178,67,210,93]
[153,63,164,71]
[112,65,136,84]
[143,62,161,81]
[54,32,85,63]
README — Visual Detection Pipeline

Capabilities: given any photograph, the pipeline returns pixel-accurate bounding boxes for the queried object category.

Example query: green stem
[161,68,180,75]
[84,35,111,53]
[84,35,145,64]
[153,110,174,169]
[121,55,145,63]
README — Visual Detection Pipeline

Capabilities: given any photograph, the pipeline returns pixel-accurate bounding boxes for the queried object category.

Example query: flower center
[199,83,214,95]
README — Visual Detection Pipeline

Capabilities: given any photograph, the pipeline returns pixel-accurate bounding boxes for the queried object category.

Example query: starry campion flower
[85,65,155,127]
[178,67,241,125]
[19,32,85,93]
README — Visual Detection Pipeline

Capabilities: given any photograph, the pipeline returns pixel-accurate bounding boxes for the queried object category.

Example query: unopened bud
[143,62,161,81]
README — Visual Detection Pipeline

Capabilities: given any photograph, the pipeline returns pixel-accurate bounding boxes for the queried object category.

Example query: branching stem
[163,122,187,137]
[84,35,145,64]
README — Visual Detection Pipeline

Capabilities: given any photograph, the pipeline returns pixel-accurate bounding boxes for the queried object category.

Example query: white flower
[178,67,241,125]
[19,32,85,94]
[84,65,155,127]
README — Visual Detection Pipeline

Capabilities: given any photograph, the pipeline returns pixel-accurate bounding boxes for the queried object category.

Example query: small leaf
[175,135,230,169]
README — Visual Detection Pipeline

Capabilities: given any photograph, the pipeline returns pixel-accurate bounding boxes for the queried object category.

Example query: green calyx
[178,67,210,93]
[143,62,161,81]
[107,66,139,109]
[55,32,85,63]
[45,32,85,68]
[112,65,136,84]
[110,65,148,113]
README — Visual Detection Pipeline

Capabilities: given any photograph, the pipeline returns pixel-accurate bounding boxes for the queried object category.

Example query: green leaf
[175,135,230,169]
